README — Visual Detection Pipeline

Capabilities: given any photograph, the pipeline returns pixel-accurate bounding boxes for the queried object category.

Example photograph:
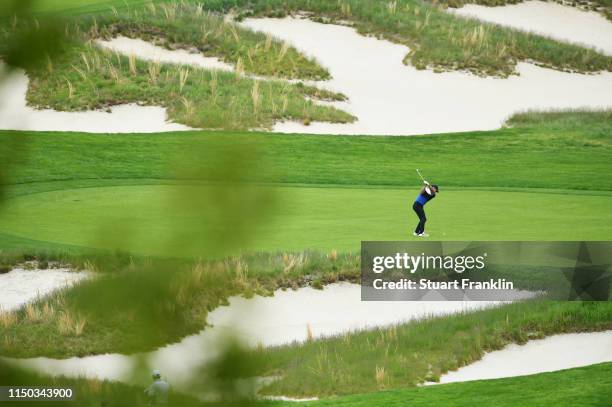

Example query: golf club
[416,169,426,183]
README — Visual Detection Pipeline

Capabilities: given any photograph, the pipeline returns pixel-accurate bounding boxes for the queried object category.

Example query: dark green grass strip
[1,111,611,191]
[300,362,612,407]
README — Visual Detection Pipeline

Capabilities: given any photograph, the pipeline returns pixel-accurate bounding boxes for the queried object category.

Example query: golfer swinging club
[413,169,439,237]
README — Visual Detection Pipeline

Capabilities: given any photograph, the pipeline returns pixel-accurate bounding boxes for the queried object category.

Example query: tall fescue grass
[90,1,330,80]
[0,309,17,329]
[256,300,612,396]
[0,3,352,131]
[4,36,352,130]
[213,0,612,76]
[0,251,360,358]
[57,310,87,336]
[439,0,611,21]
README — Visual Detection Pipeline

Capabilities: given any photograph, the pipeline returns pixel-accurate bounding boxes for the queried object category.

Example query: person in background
[145,369,169,405]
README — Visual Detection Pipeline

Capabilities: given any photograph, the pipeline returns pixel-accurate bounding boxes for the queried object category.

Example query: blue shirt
[415,188,435,206]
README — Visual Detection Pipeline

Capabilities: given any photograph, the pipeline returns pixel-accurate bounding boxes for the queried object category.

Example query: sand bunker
[240,17,612,135]
[0,267,88,312]
[8,283,609,393]
[7,283,516,388]
[0,64,194,133]
[433,330,612,384]
[4,16,610,135]
[96,36,235,72]
[450,1,612,55]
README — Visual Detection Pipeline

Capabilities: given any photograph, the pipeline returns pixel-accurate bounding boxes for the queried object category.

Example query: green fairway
[298,363,612,407]
[0,0,151,16]
[0,184,611,255]
[1,111,611,254]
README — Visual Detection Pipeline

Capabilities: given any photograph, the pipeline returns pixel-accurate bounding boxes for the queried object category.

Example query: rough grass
[91,1,331,80]
[504,108,612,129]
[438,0,612,22]
[201,0,612,77]
[0,252,360,358]
[1,110,610,191]
[5,0,611,79]
[1,245,609,360]
[255,301,612,397]
[0,358,211,407]
[24,42,351,130]
[0,4,353,131]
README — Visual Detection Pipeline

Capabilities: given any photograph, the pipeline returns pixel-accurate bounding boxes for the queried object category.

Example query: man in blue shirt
[413,181,439,237]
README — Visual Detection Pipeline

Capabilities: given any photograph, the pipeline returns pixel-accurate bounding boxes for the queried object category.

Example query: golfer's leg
[413,203,422,234]
[420,213,427,233]
[413,203,426,234]
[418,206,427,234]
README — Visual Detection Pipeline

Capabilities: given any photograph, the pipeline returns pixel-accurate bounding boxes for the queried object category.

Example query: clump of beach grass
[89,2,330,80]
[223,0,612,77]
[438,0,611,21]
[375,365,386,389]
[0,310,17,329]
[57,310,87,336]
[256,299,612,397]
[25,303,42,322]
[178,67,190,93]
[1,19,353,131]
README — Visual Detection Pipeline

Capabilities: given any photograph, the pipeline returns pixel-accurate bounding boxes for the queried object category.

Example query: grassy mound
[220,0,612,77]
[8,1,611,76]
[256,302,612,397]
[1,2,354,131]
[93,2,331,80]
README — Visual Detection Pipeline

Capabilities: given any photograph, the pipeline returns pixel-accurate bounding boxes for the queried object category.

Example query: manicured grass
[2,110,611,191]
[0,110,610,254]
[297,362,612,406]
[0,184,611,255]
[0,0,145,17]
[255,301,612,397]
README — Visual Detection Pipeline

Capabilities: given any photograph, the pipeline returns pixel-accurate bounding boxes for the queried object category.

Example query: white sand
[450,1,612,55]
[433,330,612,384]
[95,36,235,71]
[240,17,612,135]
[6,283,511,387]
[0,268,88,312]
[0,64,194,133]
